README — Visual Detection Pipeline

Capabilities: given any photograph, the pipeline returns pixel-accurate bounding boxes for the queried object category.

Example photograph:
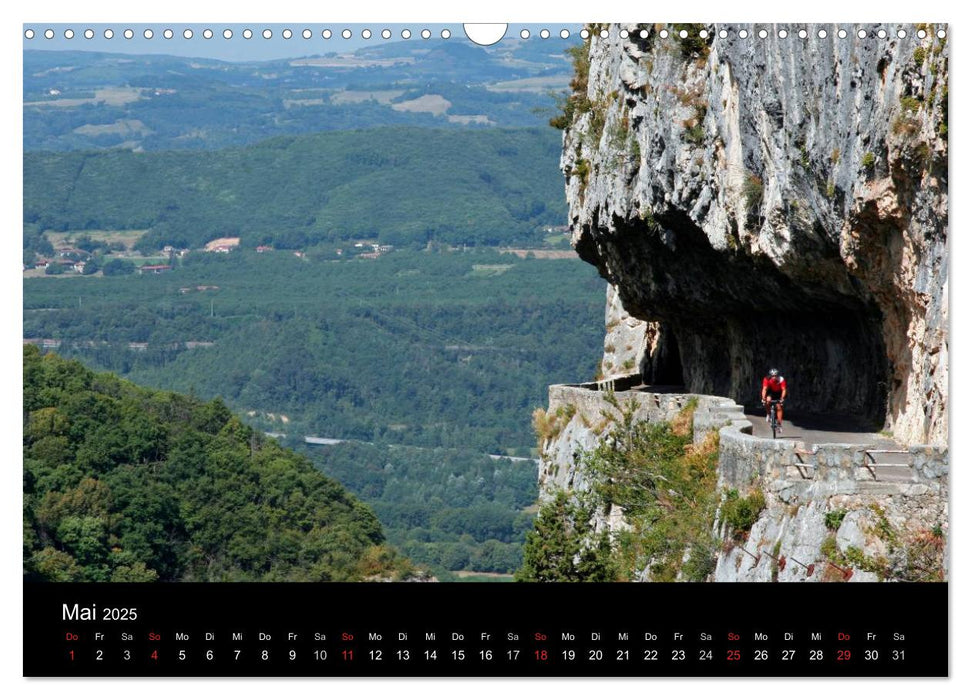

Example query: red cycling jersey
[762,375,787,395]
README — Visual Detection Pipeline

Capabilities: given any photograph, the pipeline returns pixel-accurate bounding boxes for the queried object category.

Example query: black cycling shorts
[765,390,783,401]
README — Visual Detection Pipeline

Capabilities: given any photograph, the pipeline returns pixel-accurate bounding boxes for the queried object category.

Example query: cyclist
[761,368,787,434]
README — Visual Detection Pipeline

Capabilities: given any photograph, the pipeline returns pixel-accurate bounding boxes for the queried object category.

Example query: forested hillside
[23,346,410,582]
[24,127,565,251]
[304,441,536,575]
[24,43,571,151]
[23,42,593,581]
[24,249,605,454]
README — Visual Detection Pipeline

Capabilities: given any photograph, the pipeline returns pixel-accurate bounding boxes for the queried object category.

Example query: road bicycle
[765,399,783,439]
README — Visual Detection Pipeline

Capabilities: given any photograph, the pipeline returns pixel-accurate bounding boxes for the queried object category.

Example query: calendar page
[21,20,948,678]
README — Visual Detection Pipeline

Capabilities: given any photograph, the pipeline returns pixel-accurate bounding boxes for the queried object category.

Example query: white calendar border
[4,0,965,697]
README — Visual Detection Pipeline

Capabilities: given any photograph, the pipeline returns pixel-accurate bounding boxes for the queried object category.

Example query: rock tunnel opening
[643,326,684,386]
[578,213,891,427]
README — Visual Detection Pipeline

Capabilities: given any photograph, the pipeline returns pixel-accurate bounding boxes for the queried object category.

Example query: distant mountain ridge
[24,40,575,151]
[24,127,566,251]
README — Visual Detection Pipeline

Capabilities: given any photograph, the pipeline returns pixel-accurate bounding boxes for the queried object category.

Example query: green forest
[24,249,604,454]
[24,127,566,251]
[23,42,596,581]
[23,346,411,582]
[302,441,536,576]
[24,250,605,575]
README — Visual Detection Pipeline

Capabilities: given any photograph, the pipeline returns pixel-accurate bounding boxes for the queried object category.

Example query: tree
[102,258,135,276]
[516,491,616,582]
[29,546,82,582]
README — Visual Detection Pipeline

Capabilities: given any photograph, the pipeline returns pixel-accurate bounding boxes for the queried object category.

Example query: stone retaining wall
[541,375,948,504]
[538,374,948,582]
[716,417,948,502]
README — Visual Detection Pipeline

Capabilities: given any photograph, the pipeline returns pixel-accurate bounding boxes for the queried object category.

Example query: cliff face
[563,24,948,446]
[534,383,948,582]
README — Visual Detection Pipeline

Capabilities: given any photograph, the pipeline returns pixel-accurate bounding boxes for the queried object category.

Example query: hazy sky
[23,23,583,62]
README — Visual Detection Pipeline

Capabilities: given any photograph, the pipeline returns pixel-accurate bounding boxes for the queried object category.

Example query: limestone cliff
[562,23,948,446]
[532,382,947,582]
[522,24,949,584]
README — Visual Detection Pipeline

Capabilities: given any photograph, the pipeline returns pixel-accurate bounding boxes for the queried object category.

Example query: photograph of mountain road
[24,23,947,584]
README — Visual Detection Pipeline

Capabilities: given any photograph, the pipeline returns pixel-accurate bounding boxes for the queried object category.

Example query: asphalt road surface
[627,386,914,480]
[626,384,900,448]
[745,407,915,481]
[743,406,899,448]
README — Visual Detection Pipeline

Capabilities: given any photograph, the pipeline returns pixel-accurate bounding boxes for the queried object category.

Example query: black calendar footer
[24,582,947,677]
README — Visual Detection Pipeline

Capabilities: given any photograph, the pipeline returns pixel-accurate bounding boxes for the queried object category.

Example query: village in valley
[24,224,575,280]
[22,232,400,279]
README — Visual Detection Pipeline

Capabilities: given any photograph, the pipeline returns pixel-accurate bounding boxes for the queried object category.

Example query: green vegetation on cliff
[819,507,946,583]
[589,404,722,581]
[549,42,592,130]
[23,346,410,582]
[518,402,730,582]
[515,491,615,582]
